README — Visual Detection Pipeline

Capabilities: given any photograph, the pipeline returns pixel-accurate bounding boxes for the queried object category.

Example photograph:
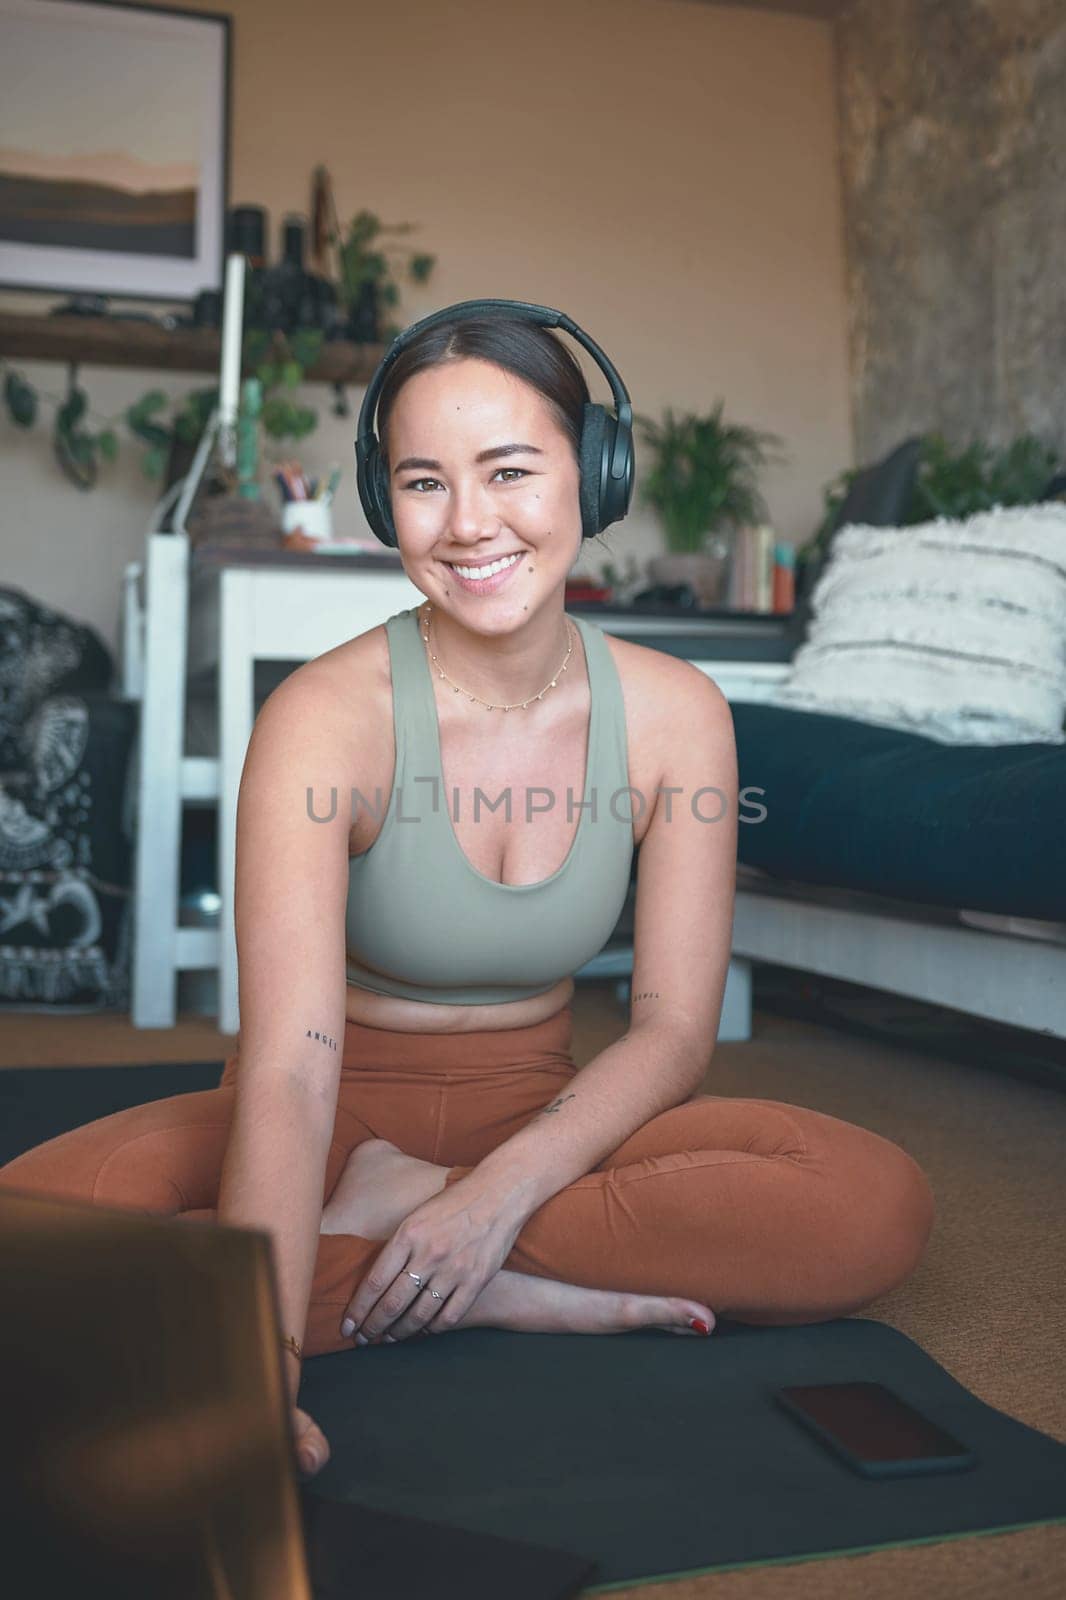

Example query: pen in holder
[281,500,333,545]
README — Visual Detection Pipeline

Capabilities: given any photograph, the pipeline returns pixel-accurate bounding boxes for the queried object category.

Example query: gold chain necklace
[419,603,575,711]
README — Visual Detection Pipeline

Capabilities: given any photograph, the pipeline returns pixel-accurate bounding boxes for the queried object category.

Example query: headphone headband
[354,297,634,546]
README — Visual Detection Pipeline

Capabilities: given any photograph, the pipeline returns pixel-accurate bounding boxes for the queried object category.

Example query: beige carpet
[3,983,1064,1597]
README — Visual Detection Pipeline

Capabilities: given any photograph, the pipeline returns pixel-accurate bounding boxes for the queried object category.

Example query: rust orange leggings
[0,1004,935,1356]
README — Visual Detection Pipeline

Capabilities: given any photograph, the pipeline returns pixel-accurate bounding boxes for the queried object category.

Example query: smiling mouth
[442,553,523,567]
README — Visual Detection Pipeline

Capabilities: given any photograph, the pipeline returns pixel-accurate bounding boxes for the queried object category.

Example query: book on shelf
[727,525,795,614]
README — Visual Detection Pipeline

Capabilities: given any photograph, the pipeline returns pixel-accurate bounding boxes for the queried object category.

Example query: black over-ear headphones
[354,297,634,548]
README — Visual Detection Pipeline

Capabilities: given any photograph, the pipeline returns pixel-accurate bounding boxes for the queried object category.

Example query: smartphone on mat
[773,1382,977,1478]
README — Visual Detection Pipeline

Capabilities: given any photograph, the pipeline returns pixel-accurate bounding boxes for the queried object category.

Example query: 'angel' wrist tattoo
[304,1029,338,1052]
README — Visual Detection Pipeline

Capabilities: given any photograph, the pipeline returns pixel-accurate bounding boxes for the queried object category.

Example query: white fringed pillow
[772,504,1066,745]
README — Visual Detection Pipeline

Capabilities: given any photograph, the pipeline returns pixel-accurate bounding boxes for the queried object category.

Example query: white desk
[131,537,789,1035]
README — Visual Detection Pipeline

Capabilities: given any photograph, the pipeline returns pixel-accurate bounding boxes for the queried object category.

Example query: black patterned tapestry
[0,586,137,1010]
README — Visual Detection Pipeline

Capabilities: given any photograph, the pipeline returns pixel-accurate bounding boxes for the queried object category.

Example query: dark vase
[346,280,382,344]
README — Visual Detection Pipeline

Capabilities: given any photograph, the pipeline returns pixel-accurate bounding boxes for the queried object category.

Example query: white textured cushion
[772,504,1066,745]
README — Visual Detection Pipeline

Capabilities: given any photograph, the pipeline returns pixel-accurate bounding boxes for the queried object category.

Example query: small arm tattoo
[632,991,660,1002]
[305,1029,338,1051]
[540,1092,576,1116]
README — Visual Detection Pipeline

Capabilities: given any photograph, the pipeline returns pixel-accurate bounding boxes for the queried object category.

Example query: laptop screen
[0,1188,312,1599]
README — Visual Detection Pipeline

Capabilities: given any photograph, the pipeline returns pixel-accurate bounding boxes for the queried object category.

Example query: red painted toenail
[689,1318,711,1335]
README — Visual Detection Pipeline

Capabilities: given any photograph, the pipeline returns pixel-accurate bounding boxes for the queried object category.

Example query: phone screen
[776,1382,969,1465]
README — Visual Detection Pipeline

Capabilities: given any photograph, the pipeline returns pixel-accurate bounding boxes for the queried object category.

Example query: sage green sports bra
[344,607,635,1005]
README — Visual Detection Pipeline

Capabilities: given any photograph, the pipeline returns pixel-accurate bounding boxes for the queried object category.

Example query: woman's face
[384,357,582,623]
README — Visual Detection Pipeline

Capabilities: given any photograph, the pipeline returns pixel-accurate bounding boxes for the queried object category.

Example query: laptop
[0,1188,599,1599]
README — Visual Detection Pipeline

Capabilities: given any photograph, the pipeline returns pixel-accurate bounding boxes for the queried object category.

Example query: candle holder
[280,500,333,545]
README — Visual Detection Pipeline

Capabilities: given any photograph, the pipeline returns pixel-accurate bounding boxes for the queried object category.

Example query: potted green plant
[330,208,436,344]
[634,402,786,603]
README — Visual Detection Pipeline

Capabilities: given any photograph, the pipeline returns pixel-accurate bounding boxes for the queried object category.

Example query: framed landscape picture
[0,0,231,301]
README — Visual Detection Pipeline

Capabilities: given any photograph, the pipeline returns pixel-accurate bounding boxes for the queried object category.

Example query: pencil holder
[281,500,333,545]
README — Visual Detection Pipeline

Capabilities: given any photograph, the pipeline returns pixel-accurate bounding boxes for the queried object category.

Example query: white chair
[124,466,222,1028]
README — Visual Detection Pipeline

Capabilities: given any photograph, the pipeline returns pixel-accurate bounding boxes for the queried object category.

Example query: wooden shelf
[0,310,384,385]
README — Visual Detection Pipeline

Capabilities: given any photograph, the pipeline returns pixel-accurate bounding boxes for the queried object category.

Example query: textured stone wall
[837,0,1066,463]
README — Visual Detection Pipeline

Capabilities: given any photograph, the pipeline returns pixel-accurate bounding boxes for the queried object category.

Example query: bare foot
[320,1139,446,1240]
[457,1269,716,1339]
[322,1140,716,1340]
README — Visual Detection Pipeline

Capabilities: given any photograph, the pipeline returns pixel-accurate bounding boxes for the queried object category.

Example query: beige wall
[0,0,851,657]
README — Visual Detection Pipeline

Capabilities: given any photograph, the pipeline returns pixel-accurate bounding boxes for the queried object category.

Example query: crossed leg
[435,1092,936,1327]
[0,1079,934,1357]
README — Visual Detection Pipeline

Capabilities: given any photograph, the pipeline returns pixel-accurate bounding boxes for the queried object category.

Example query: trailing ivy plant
[243,328,324,449]
[3,365,120,490]
[2,359,225,487]
[1,327,328,486]
[125,385,218,480]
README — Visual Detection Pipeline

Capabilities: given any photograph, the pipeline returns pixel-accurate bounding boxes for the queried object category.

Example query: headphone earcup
[578,403,608,539]
[599,411,634,531]
[366,445,397,547]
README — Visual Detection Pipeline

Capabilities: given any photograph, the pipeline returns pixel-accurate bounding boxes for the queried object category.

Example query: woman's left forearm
[465,1020,712,1227]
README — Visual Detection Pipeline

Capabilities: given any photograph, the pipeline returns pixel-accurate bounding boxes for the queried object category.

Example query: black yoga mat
[0,1060,226,1166]
[4,1063,1066,1590]
[297,1487,597,1600]
[297,1321,1066,1590]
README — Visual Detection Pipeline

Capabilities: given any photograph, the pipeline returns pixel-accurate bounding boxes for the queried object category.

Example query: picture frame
[0,0,231,303]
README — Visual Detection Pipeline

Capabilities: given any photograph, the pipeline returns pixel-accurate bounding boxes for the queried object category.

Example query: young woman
[0,310,935,1483]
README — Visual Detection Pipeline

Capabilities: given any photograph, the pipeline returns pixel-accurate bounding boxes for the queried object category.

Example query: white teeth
[447,553,521,581]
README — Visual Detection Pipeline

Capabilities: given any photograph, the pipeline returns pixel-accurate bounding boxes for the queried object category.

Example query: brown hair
[375,313,591,472]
